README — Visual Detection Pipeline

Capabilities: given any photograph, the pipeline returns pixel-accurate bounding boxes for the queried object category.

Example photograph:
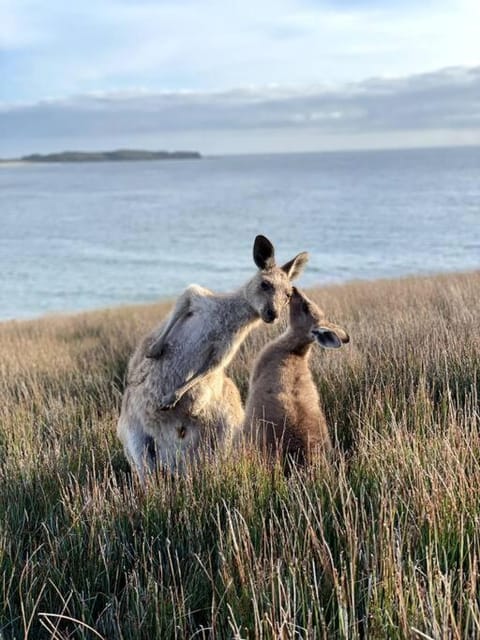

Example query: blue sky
[1,0,480,154]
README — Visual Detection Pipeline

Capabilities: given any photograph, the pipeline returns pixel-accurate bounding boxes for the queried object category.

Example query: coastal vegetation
[0,271,479,639]
[0,149,201,163]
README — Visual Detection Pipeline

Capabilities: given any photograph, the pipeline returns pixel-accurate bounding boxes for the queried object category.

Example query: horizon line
[2,141,480,164]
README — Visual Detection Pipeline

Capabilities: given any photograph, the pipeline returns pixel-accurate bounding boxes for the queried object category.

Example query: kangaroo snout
[263,308,278,323]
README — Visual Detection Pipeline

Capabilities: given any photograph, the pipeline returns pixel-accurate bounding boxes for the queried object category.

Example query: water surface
[1,147,479,320]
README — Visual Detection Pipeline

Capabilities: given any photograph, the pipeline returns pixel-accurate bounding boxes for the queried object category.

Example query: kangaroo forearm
[175,347,219,396]
[174,372,207,398]
[146,296,191,359]
[159,347,222,409]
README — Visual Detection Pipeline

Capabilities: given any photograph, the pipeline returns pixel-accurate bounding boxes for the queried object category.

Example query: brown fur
[117,236,309,481]
[244,287,349,467]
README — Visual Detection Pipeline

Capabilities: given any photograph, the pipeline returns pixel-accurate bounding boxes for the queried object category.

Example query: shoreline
[0,161,29,167]
[0,149,201,164]
[1,268,478,326]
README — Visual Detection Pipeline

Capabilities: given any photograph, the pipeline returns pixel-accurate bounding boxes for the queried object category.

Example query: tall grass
[1,272,479,639]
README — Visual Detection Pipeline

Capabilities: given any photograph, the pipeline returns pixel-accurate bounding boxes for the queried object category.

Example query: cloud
[1,0,480,104]
[1,66,480,155]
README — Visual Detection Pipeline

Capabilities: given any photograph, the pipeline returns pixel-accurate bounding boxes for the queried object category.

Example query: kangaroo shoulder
[250,342,282,382]
[185,283,214,299]
[181,284,216,315]
[258,338,289,367]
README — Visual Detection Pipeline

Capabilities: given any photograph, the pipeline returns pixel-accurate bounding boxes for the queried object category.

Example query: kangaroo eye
[260,281,271,291]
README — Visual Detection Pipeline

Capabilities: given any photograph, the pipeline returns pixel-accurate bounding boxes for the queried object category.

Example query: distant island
[1,149,201,163]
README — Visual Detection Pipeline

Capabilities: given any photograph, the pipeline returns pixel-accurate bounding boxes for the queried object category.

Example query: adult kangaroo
[117,235,308,481]
[244,287,349,469]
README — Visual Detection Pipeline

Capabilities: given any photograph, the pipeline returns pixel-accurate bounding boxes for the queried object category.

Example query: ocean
[1,146,479,320]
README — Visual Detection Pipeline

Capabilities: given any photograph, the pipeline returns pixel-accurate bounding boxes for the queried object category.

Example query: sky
[1,0,480,155]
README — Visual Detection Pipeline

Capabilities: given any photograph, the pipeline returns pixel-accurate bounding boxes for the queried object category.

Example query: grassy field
[1,271,479,639]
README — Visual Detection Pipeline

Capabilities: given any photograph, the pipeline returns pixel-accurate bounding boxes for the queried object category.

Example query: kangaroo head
[245,235,309,324]
[289,287,349,348]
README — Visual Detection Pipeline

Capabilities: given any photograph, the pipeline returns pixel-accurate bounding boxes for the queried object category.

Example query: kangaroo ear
[314,328,343,349]
[253,235,276,270]
[314,324,349,349]
[281,252,309,280]
[334,326,350,344]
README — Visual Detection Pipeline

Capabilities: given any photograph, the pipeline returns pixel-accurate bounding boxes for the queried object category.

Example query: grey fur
[117,236,308,482]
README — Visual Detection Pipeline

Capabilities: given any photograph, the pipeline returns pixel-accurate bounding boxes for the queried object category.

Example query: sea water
[1,146,479,320]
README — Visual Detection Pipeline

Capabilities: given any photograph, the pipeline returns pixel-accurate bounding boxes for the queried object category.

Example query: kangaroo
[117,235,308,482]
[244,287,349,468]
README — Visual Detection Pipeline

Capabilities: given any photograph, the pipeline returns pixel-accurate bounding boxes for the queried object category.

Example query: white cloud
[1,0,480,102]
[1,66,480,155]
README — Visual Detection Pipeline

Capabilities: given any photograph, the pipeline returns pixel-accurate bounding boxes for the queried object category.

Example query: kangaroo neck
[223,289,262,335]
[278,330,314,358]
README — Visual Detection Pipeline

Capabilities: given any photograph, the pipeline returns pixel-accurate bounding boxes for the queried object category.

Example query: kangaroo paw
[158,392,180,411]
